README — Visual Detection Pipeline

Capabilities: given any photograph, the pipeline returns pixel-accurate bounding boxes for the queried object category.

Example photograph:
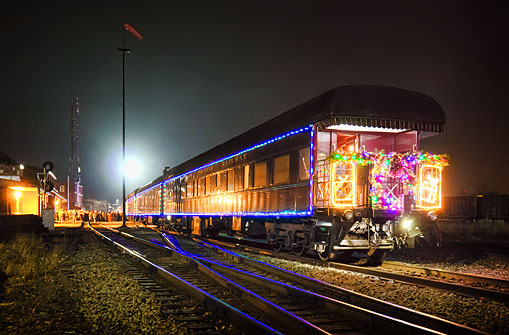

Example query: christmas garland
[328,150,449,209]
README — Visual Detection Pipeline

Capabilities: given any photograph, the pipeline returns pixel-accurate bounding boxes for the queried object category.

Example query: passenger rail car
[127,85,447,263]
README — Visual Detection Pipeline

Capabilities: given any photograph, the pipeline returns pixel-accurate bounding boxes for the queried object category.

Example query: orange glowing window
[331,161,356,207]
[417,165,442,209]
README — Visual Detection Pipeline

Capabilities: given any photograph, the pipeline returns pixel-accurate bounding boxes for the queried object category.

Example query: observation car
[127,85,447,263]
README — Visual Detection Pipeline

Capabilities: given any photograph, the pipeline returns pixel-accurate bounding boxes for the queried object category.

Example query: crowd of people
[55,209,124,223]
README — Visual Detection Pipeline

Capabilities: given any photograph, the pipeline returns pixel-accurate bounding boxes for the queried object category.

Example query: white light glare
[401,218,413,229]
[327,124,407,133]
[125,159,141,179]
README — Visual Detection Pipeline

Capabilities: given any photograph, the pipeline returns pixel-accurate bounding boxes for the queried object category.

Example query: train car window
[170,183,175,202]
[219,172,227,193]
[227,169,234,192]
[274,154,290,184]
[243,165,250,189]
[181,182,186,199]
[299,147,311,180]
[335,133,356,153]
[394,130,417,152]
[331,132,338,153]
[359,133,394,152]
[207,174,217,194]
[198,178,204,196]
[234,168,241,191]
[187,180,193,198]
[317,131,331,161]
[254,161,267,187]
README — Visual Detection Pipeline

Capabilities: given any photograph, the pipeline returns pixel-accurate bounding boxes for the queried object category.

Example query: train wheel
[293,239,307,256]
[273,238,284,252]
[317,246,334,261]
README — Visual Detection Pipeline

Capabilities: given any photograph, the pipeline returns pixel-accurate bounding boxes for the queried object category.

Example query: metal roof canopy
[135,85,446,194]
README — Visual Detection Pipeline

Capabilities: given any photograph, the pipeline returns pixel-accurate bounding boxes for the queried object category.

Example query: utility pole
[118,40,130,228]
[118,22,143,228]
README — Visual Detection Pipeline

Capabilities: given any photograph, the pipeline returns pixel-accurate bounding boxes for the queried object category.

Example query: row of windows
[166,147,310,201]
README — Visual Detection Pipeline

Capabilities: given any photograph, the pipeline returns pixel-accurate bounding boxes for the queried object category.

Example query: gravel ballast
[0,232,189,334]
[245,253,508,334]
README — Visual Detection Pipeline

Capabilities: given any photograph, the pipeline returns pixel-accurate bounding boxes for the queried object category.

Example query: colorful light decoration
[417,164,442,209]
[328,150,448,210]
[330,161,356,207]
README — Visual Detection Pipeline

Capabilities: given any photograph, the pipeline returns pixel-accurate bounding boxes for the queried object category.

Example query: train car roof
[169,85,444,177]
[129,175,164,196]
[133,85,445,193]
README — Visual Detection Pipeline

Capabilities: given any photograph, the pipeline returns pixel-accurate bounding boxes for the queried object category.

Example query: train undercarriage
[153,208,440,265]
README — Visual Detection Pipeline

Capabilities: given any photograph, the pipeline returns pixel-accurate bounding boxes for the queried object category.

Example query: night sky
[1,1,507,202]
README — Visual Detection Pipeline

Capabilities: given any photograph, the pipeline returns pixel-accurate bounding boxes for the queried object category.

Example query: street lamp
[118,22,143,228]
[125,159,141,179]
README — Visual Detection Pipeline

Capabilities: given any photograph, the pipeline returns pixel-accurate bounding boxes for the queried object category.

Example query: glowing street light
[124,159,141,179]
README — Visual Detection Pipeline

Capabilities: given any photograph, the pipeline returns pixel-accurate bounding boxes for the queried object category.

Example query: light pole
[118,22,143,228]
[118,45,130,228]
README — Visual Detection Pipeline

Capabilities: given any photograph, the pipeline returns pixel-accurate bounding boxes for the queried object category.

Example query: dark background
[1,1,507,202]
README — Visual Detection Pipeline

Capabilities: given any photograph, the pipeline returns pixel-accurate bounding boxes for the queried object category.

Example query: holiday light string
[328,150,449,210]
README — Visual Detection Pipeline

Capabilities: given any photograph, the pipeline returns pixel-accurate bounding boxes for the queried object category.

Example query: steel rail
[98,225,335,334]
[328,262,509,304]
[191,236,487,335]
[88,224,281,335]
[381,261,509,288]
[193,233,509,304]
[98,224,401,334]
[188,248,443,335]
[136,227,445,334]
[166,233,487,335]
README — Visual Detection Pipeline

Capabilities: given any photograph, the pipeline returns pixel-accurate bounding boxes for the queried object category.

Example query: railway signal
[38,160,56,211]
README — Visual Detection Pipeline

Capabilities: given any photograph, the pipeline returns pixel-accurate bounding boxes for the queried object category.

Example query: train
[442,194,509,220]
[127,85,448,264]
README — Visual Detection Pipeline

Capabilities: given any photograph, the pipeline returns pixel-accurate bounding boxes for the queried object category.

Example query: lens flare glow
[124,159,141,179]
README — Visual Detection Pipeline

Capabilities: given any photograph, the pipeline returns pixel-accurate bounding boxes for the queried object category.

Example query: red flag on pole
[124,22,143,40]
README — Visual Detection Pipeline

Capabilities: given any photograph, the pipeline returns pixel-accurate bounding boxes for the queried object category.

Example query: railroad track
[192,233,509,304]
[95,224,450,334]
[89,224,282,335]
[381,261,509,290]
[123,226,487,334]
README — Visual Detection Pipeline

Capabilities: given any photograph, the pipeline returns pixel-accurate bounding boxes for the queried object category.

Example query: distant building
[82,198,121,213]
[0,150,61,215]
[54,179,82,211]
[82,198,109,212]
